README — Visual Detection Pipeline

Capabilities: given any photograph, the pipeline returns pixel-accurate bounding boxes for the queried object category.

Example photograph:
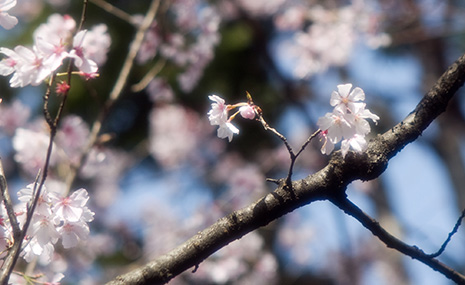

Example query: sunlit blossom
[317,84,378,158]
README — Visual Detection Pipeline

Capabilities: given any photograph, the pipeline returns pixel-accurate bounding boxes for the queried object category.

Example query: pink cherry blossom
[80,24,111,66]
[15,184,94,263]
[68,30,98,74]
[7,45,51,87]
[330,83,365,113]
[207,95,228,125]
[34,35,69,72]
[317,110,354,144]
[341,134,367,158]
[0,100,31,134]
[217,121,239,142]
[317,84,379,158]
[0,0,18,30]
[13,128,62,176]
[319,130,335,155]
[0,47,20,76]
[29,214,60,247]
[33,14,76,41]
[58,220,90,248]
[52,188,89,223]
[56,115,90,164]
[17,183,53,217]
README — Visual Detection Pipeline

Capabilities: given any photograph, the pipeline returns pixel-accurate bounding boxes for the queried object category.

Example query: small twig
[90,0,137,25]
[428,208,465,258]
[295,129,321,158]
[76,0,89,32]
[256,112,320,187]
[255,113,295,186]
[131,58,166,92]
[265,178,281,185]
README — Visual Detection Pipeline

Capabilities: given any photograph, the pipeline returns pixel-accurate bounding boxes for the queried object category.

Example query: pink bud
[239,105,255,120]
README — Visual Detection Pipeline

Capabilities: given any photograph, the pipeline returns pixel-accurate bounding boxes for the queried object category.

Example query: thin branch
[255,112,295,186]
[295,129,321,158]
[89,0,137,25]
[131,58,166,92]
[329,196,465,284]
[428,208,465,258]
[108,51,465,285]
[256,112,320,186]
[0,160,20,242]
[76,0,89,32]
[65,0,161,190]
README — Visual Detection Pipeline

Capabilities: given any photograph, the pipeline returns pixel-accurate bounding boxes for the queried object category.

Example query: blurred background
[1,0,465,284]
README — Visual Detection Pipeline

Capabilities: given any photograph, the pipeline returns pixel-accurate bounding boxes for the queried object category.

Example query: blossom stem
[255,112,296,186]
[228,110,241,121]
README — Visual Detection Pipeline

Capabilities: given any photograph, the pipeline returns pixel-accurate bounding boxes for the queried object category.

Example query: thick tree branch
[108,52,465,284]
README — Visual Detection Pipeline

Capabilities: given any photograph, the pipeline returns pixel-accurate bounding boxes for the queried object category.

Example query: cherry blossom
[274,3,390,79]
[58,220,91,248]
[52,188,89,223]
[13,128,62,176]
[330,83,365,113]
[56,115,90,164]
[207,95,229,126]
[317,84,379,158]
[149,104,206,168]
[0,47,20,76]
[137,21,160,63]
[68,30,98,74]
[207,94,259,142]
[217,121,239,142]
[317,109,355,144]
[341,134,367,158]
[146,77,174,102]
[80,24,111,66]
[0,0,18,30]
[0,100,31,135]
[0,13,109,87]
[14,184,94,263]
[33,13,76,41]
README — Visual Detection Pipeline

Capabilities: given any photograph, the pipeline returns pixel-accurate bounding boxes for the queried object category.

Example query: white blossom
[317,84,379,158]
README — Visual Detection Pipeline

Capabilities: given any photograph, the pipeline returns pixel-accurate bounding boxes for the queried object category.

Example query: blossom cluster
[0,13,110,88]
[207,95,256,142]
[136,0,221,93]
[317,83,379,158]
[0,184,95,264]
[271,3,390,79]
